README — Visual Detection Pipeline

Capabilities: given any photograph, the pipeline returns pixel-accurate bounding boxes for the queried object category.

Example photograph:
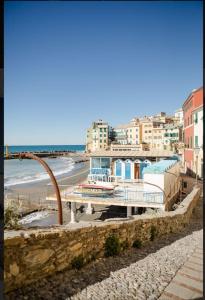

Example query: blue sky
[5,1,202,145]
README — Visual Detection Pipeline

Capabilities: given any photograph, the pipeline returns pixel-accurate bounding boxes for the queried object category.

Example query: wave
[4,157,76,187]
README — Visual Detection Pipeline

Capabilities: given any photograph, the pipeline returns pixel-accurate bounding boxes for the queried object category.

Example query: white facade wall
[193,106,203,177]
[143,162,180,203]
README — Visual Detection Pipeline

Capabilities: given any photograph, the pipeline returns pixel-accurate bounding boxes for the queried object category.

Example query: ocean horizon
[4,144,85,154]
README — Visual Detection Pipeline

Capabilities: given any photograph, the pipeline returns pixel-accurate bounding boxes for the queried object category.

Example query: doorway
[134,163,140,179]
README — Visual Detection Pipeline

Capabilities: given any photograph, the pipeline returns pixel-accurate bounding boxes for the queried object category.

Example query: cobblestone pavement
[5,195,203,300]
[159,239,203,300]
[70,230,203,300]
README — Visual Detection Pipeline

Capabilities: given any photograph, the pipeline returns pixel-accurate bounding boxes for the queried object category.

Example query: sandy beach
[5,155,90,212]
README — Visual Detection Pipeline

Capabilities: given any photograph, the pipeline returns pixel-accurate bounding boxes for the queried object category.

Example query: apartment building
[163,124,183,150]
[182,87,203,177]
[174,108,183,125]
[112,124,128,145]
[127,121,142,145]
[151,124,165,149]
[86,120,110,152]
[192,94,203,178]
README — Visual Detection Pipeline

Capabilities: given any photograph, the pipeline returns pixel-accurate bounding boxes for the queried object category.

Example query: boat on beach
[74,183,115,196]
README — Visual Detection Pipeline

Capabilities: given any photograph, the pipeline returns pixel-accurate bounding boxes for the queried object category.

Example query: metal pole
[19,153,63,225]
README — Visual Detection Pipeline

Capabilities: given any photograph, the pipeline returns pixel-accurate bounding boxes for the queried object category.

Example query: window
[104,134,106,137]
[104,128,106,132]
[145,130,147,133]
[104,140,106,143]
[195,112,198,124]
[130,135,132,138]
[100,128,102,132]
[100,134,102,137]
[195,136,199,147]
[190,137,192,148]
[100,139,102,143]
[149,130,151,133]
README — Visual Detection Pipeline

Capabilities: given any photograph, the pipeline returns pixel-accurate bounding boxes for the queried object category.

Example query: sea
[4,145,85,187]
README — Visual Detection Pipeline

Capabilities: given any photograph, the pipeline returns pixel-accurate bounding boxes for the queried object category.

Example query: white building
[193,104,203,178]
[175,108,184,125]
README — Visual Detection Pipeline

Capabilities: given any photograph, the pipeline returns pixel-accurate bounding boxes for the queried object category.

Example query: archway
[19,153,63,225]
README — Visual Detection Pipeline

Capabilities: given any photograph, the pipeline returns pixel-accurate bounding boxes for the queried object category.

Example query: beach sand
[5,155,127,228]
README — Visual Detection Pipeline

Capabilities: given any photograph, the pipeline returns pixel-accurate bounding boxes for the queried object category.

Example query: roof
[143,159,178,174]
[182,87,203,109]
[90,149,174,158]
[114,124,130,129]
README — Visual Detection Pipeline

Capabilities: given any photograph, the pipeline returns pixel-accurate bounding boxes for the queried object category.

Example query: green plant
[71,255,84,270]
[132,239,142,248]
[120,239,129,251]
[4,203,20,229]
[104,234,121,257]
[150,225,157,241]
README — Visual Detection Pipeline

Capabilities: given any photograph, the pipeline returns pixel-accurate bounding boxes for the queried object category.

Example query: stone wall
[4,187,201,293]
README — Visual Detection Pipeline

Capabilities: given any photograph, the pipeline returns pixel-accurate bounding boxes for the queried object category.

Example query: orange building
[182,87,203,176]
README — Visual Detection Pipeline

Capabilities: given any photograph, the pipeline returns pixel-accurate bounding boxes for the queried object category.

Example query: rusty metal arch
[19,153,63,225]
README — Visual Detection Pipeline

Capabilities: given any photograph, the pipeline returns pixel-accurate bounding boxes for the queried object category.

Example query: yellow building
[86,120,109,153]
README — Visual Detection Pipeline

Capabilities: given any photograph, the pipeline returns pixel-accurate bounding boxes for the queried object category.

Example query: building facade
[86,120,110,152]
[163,124,183,151]
[182,87,203,177]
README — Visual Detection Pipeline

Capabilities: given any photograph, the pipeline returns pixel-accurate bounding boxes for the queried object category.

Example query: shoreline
[5,155,90,216]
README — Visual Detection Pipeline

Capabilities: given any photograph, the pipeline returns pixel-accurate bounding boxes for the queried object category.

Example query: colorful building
[86,120,110,152]
[182,87,203,177]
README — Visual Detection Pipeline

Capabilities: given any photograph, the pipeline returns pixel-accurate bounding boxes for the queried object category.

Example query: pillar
[86,202,92,214]
[70,202,77,223]
[133,207,139,215]
[127,206,132,217]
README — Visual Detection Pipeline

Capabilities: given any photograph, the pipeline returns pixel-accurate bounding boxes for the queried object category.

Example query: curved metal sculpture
[19,152,63,225]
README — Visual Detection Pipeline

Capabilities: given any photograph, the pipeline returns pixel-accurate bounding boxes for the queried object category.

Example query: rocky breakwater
[4,186,201,293]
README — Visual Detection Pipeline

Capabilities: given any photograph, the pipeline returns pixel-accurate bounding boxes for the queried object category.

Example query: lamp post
[194,147,200,185]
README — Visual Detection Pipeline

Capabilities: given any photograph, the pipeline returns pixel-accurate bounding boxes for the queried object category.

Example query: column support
[70,202,77,223]
[127,206,132,217]
[86,202,92,214]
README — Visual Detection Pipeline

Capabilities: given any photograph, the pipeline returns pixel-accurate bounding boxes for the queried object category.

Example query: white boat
[74,183,115,196]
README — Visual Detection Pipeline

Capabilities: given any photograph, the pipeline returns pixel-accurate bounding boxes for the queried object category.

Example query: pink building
[182,87,203,176]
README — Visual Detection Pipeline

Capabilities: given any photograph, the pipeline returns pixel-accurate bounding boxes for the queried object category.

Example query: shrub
[71,255,84,270]
[104,234,121,257]
[4,203,20,229]
[132,239,142,248]
[120,239,129,251]
[150,225,157,241]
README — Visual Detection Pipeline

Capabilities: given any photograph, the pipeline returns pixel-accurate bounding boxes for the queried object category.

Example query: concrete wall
[143,162,181,204]
[4,187,201,293]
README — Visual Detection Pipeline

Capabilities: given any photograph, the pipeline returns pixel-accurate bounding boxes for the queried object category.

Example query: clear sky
[4,1,202,145]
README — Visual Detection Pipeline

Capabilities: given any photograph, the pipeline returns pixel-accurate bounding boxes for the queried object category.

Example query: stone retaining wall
[4,187,201,293]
